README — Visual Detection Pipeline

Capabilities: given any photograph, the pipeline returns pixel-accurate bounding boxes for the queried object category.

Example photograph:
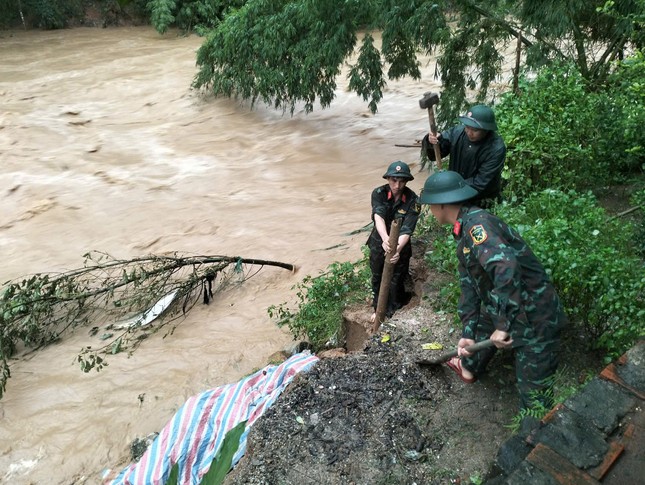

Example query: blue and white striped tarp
[104,351,318,485]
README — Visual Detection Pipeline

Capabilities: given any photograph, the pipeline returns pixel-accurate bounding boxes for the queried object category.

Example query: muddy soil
[223,240,605,485]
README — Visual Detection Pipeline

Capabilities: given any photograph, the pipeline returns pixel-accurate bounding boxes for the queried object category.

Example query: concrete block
[495,434,533,475]
[529,407,608,469]
[504,460,559,485]
[564,377,636,435]
[616,341,645,393]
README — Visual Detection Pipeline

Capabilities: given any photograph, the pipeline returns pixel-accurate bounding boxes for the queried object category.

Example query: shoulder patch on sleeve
[469,224,488,245]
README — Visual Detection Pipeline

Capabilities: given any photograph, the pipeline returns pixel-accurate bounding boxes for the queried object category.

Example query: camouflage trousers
[461,312,562,411]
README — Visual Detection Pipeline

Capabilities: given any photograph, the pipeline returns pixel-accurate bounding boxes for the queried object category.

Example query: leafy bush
[148,0,175,34]
[267,256,371,350]
[496,58,645,200]
[423,223,461,316]
[630,188,645,257]
[495,63,601,199]
[596,51,645,174]
[147,0,244,35]
[21,0,83,29]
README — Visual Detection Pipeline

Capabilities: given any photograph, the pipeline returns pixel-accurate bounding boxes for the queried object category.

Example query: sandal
[445,357,477,384]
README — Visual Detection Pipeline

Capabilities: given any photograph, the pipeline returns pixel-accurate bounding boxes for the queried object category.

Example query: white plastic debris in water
[5,458,39,480]
[114,290,178,329]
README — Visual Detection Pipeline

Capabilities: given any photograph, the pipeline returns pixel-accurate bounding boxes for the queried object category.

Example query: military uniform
[367,184,420,317]
[422,126,506,204]
[454,205,567,409]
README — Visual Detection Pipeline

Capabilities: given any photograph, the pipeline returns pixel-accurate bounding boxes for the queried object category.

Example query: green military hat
[383,161,414,180]
[459,105,498,131]
[419,171,478,204]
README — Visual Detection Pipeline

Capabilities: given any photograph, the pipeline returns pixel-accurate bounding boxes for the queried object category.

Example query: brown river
[0,26,511,484]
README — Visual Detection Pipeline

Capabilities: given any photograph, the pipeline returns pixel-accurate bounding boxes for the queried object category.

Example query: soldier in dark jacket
[368,161,420,323]
[422,104,506,207]
[419,171,567,410]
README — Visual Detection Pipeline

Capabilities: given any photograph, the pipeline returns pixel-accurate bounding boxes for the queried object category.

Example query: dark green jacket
[423,126,506,200]
[454,206,566,344]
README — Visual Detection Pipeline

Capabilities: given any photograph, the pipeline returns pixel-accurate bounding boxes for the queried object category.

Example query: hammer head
[419,91,439,109]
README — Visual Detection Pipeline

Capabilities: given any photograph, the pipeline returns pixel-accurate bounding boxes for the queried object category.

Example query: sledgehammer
[419,92,443,170]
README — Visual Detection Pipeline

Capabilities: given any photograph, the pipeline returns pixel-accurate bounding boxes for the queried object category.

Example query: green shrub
[267,255,371,350]
[630,188,645,257]
[24,0,83,29]
[596,51,645,174]
[423,223,461,315]
[495,63,601,200]
[147,0,244,35]
[495,58,645,200]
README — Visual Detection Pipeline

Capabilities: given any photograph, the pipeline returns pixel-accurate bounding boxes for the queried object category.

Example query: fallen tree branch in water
[0,251,295,399]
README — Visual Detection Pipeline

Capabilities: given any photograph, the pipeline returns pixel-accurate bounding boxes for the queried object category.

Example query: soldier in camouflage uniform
[419,171,567,410]
[368,161,420,322]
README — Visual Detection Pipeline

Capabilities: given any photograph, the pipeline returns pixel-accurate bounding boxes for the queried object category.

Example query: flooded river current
[0,26,450,483]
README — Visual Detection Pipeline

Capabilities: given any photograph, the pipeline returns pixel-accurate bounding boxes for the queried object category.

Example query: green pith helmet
[458,105,497,131]
[419,171,479,204]
[382,161,414,180]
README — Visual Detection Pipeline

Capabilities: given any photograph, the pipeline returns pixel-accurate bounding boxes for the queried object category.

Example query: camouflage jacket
[369,185,420,244]
[454,206,566,343]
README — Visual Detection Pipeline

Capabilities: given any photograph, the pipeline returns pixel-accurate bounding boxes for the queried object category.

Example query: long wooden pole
[373,218,401,332]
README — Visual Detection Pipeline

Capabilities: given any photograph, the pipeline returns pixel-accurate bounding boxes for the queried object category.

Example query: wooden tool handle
[427,108,443,170]
[416,339,495,366]
[373,218,401,332]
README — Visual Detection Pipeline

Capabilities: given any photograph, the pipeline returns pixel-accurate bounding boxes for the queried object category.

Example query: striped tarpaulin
[106,351,318,485]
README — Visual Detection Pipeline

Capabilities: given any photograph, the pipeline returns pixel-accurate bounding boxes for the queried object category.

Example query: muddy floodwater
[0,26,508,484]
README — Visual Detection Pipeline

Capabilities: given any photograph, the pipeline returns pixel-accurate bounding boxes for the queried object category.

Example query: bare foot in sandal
[445,356,477,384]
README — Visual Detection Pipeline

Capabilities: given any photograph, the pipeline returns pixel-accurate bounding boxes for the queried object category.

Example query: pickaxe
[419,92,443,169]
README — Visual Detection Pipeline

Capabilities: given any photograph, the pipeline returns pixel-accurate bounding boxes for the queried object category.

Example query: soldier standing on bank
[419,171,567,410]
[368,161,420,323]
[422,104,506,208]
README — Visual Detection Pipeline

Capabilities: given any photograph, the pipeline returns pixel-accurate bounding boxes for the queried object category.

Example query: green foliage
[495,63,601,199]
[596,50,645,173]
[194,0,369,115]
[507,367,592,432]
[192,0,643,124]
[496,190,645,359]
[347,33,386,114]
[148,0,175,34]
[147,0,242,35]
[629,188,645,257]
[423,224,461,316]
[166,420,247,485]
[496,55,645,200]
[23,0,83,29]
[268,257,371,350]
